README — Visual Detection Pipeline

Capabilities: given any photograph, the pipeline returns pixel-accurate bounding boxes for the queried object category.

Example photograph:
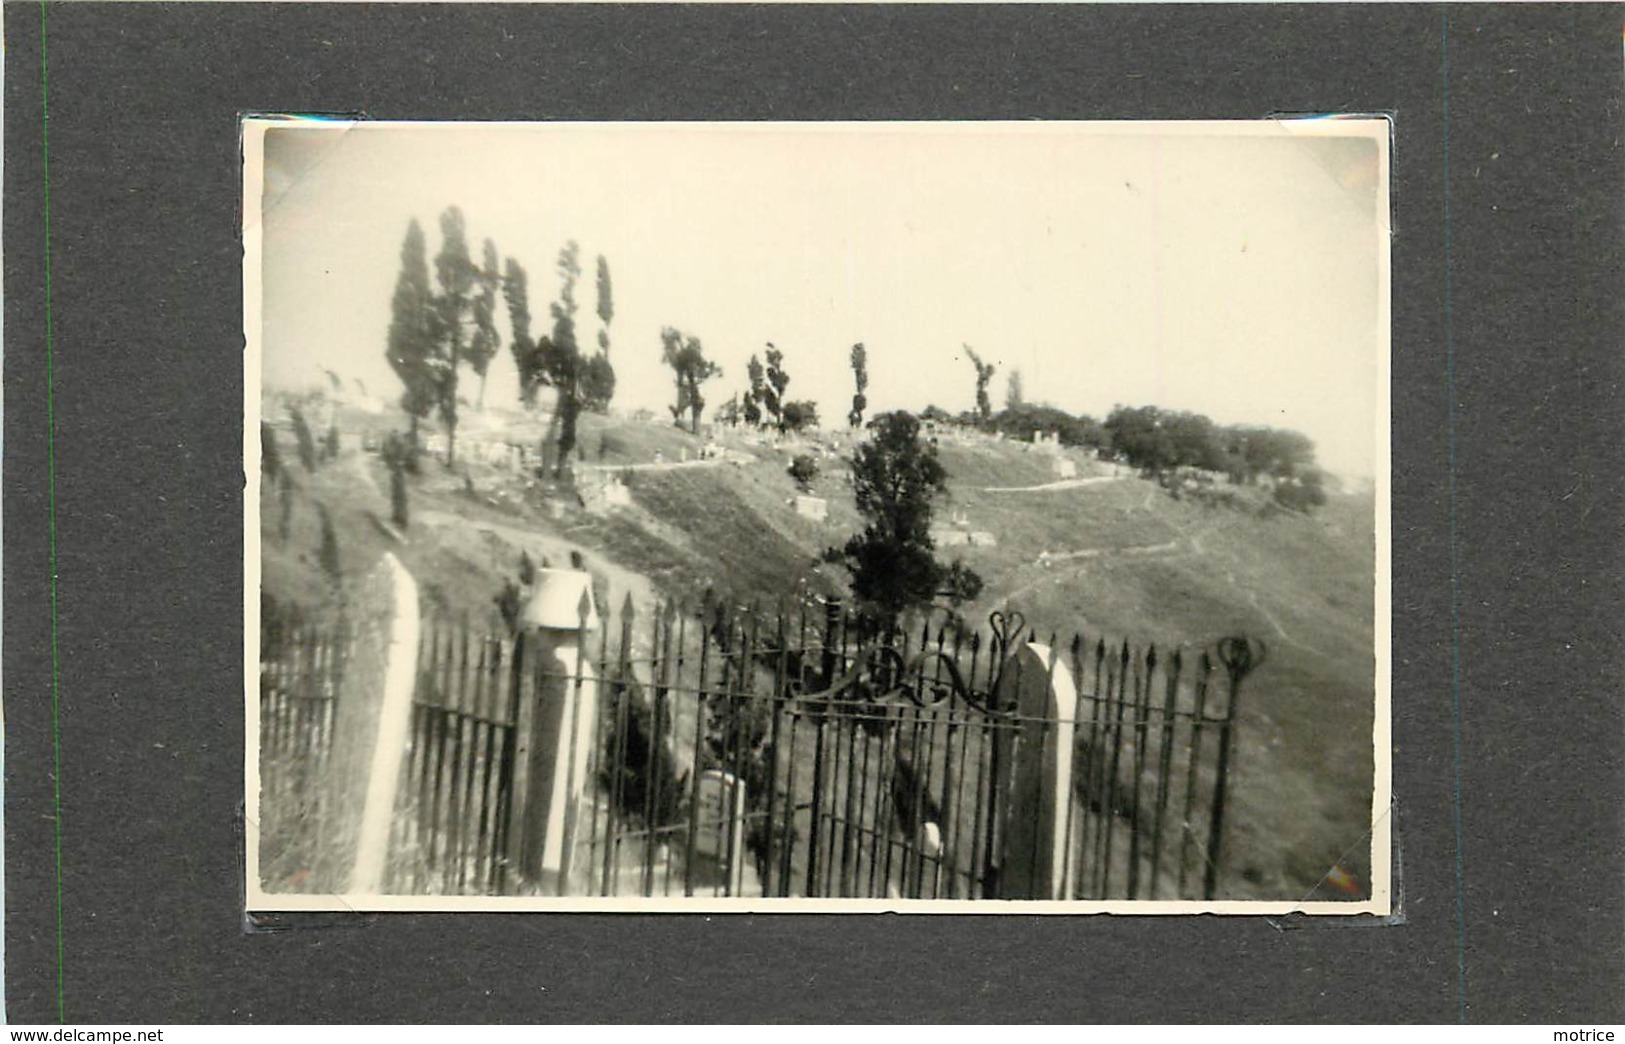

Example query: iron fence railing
[256,592,1260,900]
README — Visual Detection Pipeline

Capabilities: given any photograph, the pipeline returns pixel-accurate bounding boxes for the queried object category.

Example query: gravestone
[794,495,827,522]
[313,552,420,894]
[690,769,748,895]
[992,642,1077,900]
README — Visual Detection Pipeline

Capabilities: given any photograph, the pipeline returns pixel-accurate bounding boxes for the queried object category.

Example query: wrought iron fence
[256,591,1260,900]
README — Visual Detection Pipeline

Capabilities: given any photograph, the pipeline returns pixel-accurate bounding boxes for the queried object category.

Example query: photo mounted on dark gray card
[243,118,1390,913]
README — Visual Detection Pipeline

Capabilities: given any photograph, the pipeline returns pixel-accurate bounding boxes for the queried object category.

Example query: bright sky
[251,120,1387,477]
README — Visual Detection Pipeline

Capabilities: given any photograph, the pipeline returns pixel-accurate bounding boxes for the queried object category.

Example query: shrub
[788,453,819,492]
[1272,469,1327,513]
[494,578,523,634]
[316,503,341,583]
[288,408,318,472]
[390,464,409,529]
[261,423,282,481]
[276,472,295,543]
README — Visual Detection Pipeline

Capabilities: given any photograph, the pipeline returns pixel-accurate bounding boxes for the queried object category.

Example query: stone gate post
[512,568,601,894]
[313,551,420,895]
[992,642,1077,900]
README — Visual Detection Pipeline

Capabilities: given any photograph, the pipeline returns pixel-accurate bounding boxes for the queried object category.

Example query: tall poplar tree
[385,217,435,463]
[580,253,617,413]
[848,342,869,428]
[431,206,475,464]
[466,238,502,410]
[744,354,765,428]
[762,344,789,431]
[546,240,585,474]
[963,345,996,425]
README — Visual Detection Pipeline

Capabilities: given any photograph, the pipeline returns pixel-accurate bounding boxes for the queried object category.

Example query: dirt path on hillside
[975,475,1122,493]
[414,507,662,615]
[577,459,728,474]
[994,536,1187,607]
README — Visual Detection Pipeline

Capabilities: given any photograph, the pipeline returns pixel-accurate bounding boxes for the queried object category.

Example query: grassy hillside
[259,406,1378,902]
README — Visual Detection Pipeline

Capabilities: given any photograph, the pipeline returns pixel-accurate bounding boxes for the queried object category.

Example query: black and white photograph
[244,118,1390,913]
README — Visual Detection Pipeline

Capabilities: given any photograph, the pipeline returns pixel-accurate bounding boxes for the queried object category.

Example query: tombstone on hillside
[990,642,1077,900]
[1054,458,1077,479]
[689,769,748,896]
[512,569,602,895]
[311,552,420,894]
[794,495,827,522]
[603,479,632,508]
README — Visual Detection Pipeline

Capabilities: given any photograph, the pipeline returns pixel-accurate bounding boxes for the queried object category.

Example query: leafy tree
[580,352,616,414]
[782,399,820,433]
[385,218,437,457]
[848,342,869,428]
[989,403,1106,451]
[1161,411,1225,473]
[1104,405,1171,474]
[715,393,742,428]
[660,327,722,435]
[466,238,502,410]
[963,345,996,425]
[763,344,789,431]
[829,411,983,629]
[1005,368,1024,412]
[743,354,765,427]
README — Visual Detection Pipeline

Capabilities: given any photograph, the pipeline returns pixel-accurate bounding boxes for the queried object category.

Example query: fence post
[1203,637,1264,900]
[313,551,420,895]
[992,642,1077,900]
[513,568,602,895]
[804,598,840,897]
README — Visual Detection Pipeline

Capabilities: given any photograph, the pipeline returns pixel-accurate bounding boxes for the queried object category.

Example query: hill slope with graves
[260,399,1377,902]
